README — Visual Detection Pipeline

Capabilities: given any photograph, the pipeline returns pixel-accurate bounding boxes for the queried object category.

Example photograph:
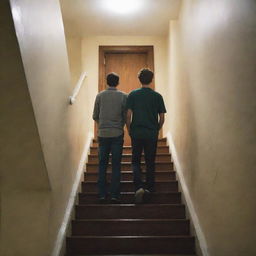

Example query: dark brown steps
[78,192,182,204]
[90,145,170,154]
[72,219,190,236]
[75,204,185,219]
[67,136,196,256]
[66,236,195,255]
[88,153,172,163]
[84,170,176,181]
[86,161,173,172]
[82,181,178,192]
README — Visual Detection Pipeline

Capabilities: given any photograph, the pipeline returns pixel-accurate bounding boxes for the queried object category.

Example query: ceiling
[60,0,181,37]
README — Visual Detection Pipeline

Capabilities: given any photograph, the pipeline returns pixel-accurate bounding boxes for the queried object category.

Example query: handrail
[69,71,87,104]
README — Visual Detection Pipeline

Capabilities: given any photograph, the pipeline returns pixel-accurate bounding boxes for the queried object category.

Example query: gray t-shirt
[93,87,127,137]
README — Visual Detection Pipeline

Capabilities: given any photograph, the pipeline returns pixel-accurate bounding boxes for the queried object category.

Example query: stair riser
[79,193,181,204]
[86,163,173,172]
[66,237,195,254]
[92,140,167,147]
[84,172,176,181]
[72,220,190,236]
[86,168,174,173]
[88,154,172,163]
[76,205,185,219]
[82,182,178,192]
[90,147,170,154]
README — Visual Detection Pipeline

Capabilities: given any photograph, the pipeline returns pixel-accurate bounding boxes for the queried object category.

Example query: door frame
[98,45,155,92]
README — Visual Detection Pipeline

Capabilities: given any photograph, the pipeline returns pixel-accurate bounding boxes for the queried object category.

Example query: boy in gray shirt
[93,72,127,203]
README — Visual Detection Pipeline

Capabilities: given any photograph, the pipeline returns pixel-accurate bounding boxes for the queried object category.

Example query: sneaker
[99,197,107,203]
[110,197,121,204]
[134,188,145,204]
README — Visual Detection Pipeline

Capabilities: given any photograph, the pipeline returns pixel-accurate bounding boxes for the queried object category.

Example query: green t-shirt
[126,87,167,139]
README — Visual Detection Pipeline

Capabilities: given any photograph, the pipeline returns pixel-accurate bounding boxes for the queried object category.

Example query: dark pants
[131,138,158,192]
[98,134,124,199]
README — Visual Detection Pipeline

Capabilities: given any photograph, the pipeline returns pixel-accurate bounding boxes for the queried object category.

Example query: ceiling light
[101,0,144,15]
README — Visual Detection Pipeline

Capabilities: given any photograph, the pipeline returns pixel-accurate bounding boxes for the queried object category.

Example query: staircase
[66,138,196,255]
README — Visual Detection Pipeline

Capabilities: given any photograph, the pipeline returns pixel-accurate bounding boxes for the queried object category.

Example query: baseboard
[166,132,209,256]
[51,131,94,256]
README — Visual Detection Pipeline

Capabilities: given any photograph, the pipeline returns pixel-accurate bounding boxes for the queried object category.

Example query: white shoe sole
[135,188,144,204]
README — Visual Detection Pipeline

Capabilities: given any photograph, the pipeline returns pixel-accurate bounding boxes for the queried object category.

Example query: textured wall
[1,0,90,255]
[166,0,256,255]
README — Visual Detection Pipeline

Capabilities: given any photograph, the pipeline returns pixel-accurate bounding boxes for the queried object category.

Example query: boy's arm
[122,94,128,126]
[158,113,165,130]
[158,94,166,131]
[126,109,132,135]
[92,96,100,122]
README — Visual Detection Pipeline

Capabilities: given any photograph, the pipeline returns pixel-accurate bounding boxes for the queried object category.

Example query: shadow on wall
[1,0,92,256]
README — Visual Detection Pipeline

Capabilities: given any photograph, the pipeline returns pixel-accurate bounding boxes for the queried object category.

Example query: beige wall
[166,0,256,255]
[0,1,50,255]
[1,0,90,255]
[81,36,168,134]
[66,37,82,87]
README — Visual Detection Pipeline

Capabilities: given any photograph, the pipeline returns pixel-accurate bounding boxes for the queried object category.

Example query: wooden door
[98,46,154,145]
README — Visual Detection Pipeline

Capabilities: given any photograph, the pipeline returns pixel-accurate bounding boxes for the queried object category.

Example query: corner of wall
[166,131,209,256]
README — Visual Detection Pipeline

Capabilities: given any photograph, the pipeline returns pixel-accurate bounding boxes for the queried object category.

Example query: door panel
[105,53,151,93]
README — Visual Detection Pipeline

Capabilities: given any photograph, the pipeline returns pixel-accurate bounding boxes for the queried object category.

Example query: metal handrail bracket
[69,71,87,104]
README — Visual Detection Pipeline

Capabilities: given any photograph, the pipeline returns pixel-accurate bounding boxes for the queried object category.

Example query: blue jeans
[98,134,124,199]
[131,138,158,192]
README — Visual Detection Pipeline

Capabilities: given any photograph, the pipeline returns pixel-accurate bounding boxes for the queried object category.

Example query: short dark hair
[138,68,154,85]
[106,72,119,87]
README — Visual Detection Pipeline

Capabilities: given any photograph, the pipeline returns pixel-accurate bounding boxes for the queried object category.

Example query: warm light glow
[101,0,144,15]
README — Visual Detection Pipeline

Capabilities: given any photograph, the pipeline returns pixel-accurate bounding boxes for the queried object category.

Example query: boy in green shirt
[126,68,166,203]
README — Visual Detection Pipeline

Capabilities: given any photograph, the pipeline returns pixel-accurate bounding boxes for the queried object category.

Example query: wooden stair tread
[82,180,177,184]
[68,236,193,240]
[77,204,184,207]
[73,219,189,222]
[85,170,175,173]
[66,253,196,256]
[78,191,181,204]
[81,181,178,192]
[67,236,195,253]
[68,235,194,238]
[89,153,171,156]
[84,170,175,174]
[87,161,172,165]
[90,145,169,149]
[79,191,181,195]
[67,254,196,256]
[93,137,167,143]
